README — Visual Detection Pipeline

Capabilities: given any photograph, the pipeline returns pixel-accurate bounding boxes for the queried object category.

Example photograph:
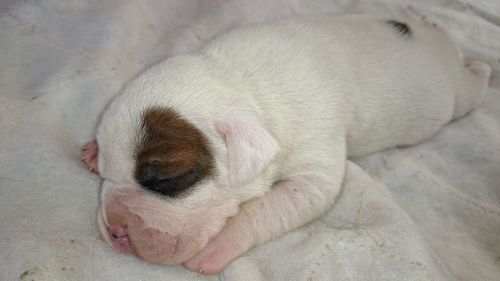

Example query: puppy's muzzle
[108,225,133,253]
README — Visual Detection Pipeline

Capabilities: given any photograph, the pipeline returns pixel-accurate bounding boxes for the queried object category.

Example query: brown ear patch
[135,107,214,197]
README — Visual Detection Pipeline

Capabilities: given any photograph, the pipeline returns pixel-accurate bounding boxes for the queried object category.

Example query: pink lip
[108,226,134,253]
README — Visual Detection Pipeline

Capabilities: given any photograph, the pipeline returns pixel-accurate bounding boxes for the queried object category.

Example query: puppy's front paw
[182,219,251,275]
[81,139,99,174]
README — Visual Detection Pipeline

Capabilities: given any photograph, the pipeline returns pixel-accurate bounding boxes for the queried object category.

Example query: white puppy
[81,15,490,274]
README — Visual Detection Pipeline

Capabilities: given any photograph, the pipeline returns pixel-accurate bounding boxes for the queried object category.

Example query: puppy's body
[84,15,490,274]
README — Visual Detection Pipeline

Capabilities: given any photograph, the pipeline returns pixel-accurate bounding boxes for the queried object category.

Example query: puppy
[81,15,491,274]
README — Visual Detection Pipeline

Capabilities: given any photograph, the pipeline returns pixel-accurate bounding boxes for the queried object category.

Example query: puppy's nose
[109,226,133,253]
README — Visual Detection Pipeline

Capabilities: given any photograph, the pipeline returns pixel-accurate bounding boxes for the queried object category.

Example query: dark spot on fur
[20,270,29,279]
[387,20,411,38]
[135,107,214,198]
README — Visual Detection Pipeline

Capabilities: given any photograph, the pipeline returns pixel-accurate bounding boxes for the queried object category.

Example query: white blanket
[1,1,499,280]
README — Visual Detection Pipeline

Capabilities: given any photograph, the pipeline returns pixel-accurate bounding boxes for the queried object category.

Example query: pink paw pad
[81,139,99,174]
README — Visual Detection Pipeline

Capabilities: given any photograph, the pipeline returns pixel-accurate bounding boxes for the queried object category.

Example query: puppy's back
[201,15,467,156]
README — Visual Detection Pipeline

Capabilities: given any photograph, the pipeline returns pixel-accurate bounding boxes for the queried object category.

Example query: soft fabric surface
[1,1,499,280]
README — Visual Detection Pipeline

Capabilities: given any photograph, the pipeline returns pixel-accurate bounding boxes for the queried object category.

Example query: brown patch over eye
[135,107,214,197]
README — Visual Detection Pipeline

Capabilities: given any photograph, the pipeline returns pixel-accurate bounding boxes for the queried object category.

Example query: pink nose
[109,226,133,253]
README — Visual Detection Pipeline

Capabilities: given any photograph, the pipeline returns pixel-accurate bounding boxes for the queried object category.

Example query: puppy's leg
[453,61,491,119]
[81,139,99,174]
[183,141,347,274]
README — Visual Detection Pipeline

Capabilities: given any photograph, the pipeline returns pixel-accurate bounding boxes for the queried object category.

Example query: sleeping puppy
[81,15,491,274]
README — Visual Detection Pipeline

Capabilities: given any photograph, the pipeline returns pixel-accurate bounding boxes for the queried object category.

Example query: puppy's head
[94,63,279,265]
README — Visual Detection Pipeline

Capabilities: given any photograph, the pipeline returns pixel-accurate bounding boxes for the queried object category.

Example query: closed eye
[139,167,204,197]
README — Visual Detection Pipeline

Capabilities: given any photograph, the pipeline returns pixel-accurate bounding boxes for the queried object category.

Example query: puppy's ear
[214,111,279,185]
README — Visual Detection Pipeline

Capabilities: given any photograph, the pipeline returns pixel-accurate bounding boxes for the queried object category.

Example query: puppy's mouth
[108,225,134,253]
[96,200,197,265]
[97,208,134,254]
[96,188,240,265]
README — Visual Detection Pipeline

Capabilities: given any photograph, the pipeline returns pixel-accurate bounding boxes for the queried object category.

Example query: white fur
[92,14,491,272]
[214,109,280,186]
